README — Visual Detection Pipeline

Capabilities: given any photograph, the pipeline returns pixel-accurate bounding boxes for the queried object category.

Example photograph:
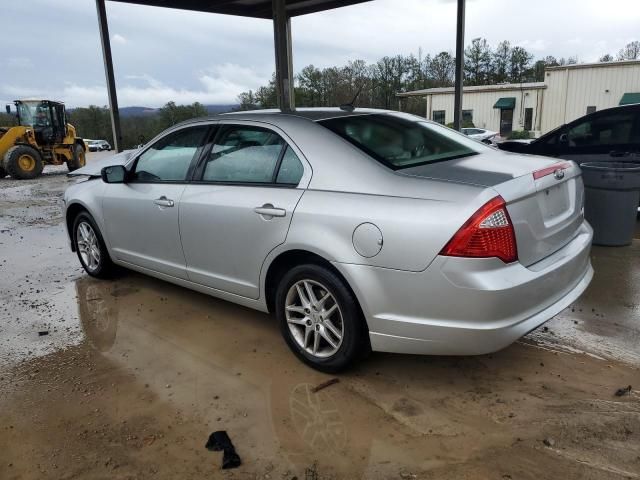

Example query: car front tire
[73,212,116,279]
[275,264,368,372]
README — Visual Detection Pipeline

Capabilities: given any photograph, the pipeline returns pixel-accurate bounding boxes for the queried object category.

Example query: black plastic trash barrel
[580,161,640,246]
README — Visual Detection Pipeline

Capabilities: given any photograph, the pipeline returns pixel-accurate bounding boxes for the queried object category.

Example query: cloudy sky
[2,0,639,107]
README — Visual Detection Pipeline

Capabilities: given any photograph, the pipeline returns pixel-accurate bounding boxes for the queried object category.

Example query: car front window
[319,113,481,170]
[133,126,208,182]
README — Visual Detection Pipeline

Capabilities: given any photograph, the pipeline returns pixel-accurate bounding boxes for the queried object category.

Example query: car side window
[133,126,208,182]
[202,126,285,183]
[567,112,636,147]
[276,146,304,185]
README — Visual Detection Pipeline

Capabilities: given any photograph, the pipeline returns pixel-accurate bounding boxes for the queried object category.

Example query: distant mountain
[118,104,238,117]
[119,106,158,117]
[204,104,238,114]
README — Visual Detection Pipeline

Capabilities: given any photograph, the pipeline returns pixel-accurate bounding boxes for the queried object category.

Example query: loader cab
[15,100,67,145]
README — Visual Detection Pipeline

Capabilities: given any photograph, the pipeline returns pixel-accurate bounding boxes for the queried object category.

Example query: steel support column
[453,0,465,131]
[272,0,295,111]
[95,0,123,152]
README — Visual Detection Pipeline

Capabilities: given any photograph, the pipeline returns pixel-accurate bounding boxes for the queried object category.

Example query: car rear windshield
[319,113,479,170]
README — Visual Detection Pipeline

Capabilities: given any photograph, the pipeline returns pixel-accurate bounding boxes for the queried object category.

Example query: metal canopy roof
[109,0,371,18]
[96,0,467,152]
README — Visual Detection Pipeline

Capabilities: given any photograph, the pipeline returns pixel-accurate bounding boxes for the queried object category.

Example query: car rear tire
[3,145,44,179]
[275,264,367,372]
[67,143,86,172]
[73,212,116,279]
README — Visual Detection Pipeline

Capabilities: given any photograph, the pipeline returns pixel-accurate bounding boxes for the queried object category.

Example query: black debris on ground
[205,430,241,469]
[311,378,339,393]
[614,385,632,397]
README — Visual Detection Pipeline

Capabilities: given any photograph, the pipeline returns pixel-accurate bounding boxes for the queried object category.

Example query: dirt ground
[1,153,639,480]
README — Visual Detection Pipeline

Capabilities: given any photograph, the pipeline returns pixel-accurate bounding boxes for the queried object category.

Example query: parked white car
[462,128,499,144]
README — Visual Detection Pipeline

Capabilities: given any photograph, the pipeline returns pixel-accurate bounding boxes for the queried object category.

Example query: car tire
[275,264,368,372]
[72,212,117,279]
[67,143,86,172]
[3,145,44,179]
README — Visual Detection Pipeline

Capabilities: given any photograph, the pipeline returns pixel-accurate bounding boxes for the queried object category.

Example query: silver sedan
[64,109,593,371]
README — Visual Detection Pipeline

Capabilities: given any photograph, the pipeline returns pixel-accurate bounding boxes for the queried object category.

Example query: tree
[430,51,456,87]
[254,77,277,108]
[617,41,640,60]
[297,65,324,106]
[509,46,533,83]
[492,41,511,83]
[67,106,112,142]
[599,53,615,62]
[237,90,257,110]
[158,101,207,130]
[464,38,492,85]
[557,56,578,66]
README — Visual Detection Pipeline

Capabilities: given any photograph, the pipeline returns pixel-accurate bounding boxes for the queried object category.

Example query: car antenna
[339,83,365,112]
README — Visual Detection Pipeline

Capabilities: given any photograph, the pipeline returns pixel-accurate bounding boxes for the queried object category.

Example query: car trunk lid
[399,151,585,267]
[492,160,584,267]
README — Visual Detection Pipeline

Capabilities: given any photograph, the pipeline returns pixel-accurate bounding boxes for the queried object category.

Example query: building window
[586,106,597,115]
[462,110,473,125]
[524,108,533,131]
[432,110,445,124]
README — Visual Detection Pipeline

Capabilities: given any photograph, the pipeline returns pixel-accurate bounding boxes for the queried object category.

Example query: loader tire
[3,145,44,180]
[67,143,87,172]
[0,166,6,178]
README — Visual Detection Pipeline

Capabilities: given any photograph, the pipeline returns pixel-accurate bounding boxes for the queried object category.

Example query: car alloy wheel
[76,221,101,272]
[285,279,344,358]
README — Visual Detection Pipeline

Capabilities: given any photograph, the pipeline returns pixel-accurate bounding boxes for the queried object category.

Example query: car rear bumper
[335,221,593,355]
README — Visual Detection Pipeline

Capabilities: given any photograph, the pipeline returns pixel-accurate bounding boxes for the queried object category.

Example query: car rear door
[179,122,309,299]
[102,125,210,279]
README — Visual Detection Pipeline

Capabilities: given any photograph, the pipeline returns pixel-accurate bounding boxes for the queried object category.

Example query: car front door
[102,125,210,279]
[179,122,309,299]
[554,109,640,164]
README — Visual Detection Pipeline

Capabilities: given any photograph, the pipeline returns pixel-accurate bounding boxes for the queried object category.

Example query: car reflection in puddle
[73,273,396,477]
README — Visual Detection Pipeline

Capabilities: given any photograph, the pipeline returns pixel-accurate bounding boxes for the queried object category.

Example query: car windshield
[319,113,481,170]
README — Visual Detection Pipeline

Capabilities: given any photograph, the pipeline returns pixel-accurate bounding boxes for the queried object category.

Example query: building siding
[541,62,640,132]
[427,86,543,133]
[401,60,640,136]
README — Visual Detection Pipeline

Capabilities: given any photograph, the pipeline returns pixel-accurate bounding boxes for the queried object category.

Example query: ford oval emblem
[554,169,565,180]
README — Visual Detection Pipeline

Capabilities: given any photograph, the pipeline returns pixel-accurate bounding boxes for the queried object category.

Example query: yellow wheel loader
[0,100,87,179]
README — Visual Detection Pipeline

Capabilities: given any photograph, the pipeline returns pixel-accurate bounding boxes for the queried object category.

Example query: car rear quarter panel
[284,186,497,272]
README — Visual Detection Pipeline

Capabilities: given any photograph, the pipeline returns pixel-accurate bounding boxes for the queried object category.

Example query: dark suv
[498,104,640,164]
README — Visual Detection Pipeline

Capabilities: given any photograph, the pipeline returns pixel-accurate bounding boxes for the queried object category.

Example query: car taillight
[440,196,517,263]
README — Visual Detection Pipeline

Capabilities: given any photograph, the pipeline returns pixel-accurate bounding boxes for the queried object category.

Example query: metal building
[398,59,640,138]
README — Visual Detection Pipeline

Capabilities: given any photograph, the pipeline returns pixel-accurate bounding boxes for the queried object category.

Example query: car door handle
[254,205,286,218]
[610,150,630,157]
[154,196,175,207]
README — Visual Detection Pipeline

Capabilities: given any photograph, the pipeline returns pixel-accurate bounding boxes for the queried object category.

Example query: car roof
[172,107,395,128]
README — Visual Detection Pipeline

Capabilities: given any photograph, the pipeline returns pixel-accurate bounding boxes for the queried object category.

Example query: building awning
[493,97,516,109]
[619,92,640,105]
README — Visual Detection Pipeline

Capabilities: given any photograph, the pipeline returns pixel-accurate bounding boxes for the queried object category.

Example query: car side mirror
[101,165,127,184]
[559,133,568,144]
